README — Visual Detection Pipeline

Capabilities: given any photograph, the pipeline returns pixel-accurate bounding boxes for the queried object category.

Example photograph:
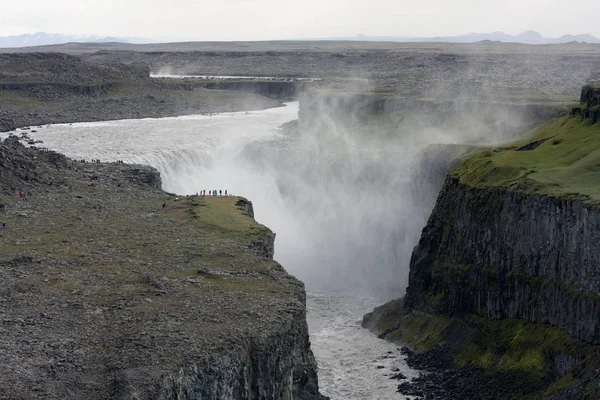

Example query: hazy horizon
[2,0,599,41]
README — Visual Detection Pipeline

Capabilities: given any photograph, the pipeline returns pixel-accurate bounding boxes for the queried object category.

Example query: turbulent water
[3,102,430,399]
[150,73,321,81]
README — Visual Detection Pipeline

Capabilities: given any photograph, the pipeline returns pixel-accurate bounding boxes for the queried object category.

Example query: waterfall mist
[232,94,533,298]
[7,96,533,301]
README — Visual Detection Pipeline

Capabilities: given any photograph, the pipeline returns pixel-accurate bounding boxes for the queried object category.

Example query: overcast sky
[1,0,599,40]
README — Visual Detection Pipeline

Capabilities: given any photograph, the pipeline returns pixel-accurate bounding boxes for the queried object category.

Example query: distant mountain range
[1,30,599,48]
[350,30,600,44]
[0,32,152,48]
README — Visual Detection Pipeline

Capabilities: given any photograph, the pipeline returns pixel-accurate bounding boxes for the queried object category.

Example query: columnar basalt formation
[405,176,600,344]
[363,86,600,398]
[580,84,600,123]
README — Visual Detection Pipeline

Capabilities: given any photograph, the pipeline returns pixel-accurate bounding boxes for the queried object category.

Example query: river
[2,102,424,399]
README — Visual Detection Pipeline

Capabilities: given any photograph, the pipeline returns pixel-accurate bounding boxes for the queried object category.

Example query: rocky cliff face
[581,84,600,108]
[0,137,326,400]
[201,80,298,100]
[158,80,299,101]
[145,294,321,400]
[580,84,600,123]
[361,88,600,398]
[405,176,600,344]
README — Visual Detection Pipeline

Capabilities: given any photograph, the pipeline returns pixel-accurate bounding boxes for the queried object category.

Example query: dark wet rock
[396,347,547,400]
[580,84,600,123]
[236,198,255,218]
[516,137,549,151]
[389,372,406,380]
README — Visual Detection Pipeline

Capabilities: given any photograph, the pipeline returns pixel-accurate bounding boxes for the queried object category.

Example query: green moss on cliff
[452,116,600,205]
[432,262,473,278]
[163,196,272,247]
[367,300,597,398]
[385,313,453,351]
[544,373,576,396]
[449,316,583,377]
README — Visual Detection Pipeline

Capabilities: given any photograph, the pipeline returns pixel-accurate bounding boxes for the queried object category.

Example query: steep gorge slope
[363,85,600,399]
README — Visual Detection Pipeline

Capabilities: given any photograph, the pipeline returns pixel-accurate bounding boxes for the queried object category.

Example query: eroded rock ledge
[0,137,326,399]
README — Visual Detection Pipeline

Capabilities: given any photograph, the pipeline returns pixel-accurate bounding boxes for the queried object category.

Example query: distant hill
[0,32,150,48]
[334,31,600,44]
[554,34,600,44]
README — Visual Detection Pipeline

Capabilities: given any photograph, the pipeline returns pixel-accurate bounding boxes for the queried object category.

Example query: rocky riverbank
[0,137,326,399]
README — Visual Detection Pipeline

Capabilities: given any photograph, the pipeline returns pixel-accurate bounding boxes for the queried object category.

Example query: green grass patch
[544,373,577,396]
[165,196,271,241]
[455,344,495,369]
[454,315,588,382]
[452,116,600,205]
[371,301,594,384]
[385,313,453,351]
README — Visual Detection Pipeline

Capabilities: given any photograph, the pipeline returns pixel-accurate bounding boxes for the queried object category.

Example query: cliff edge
[363,86,600,399]
[0,137,326,399]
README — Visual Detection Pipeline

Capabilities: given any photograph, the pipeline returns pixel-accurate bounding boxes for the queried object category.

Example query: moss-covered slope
[452,114,600,204]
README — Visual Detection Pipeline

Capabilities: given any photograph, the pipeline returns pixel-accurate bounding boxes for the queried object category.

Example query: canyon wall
[405,176,600,344]
[362,85,600,399]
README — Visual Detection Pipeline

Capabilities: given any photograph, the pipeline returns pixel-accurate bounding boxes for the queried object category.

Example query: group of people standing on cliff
[80,159,125,164]
[197,189,228,196]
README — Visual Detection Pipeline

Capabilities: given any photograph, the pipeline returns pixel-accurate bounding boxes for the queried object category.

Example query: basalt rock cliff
[579,84,600,123]
[363,86,600,399]
[405,177,600,344]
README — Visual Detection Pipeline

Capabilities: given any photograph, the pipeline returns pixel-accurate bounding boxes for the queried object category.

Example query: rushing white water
[2,103,423,399]
[307,291,419,399]
[150,72,320,81]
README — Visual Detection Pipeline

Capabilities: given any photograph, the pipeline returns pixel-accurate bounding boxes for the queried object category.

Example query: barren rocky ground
[0,52,282,132]
[84,46,600,102]
[0,137,321,399]
[2,42,600,133]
